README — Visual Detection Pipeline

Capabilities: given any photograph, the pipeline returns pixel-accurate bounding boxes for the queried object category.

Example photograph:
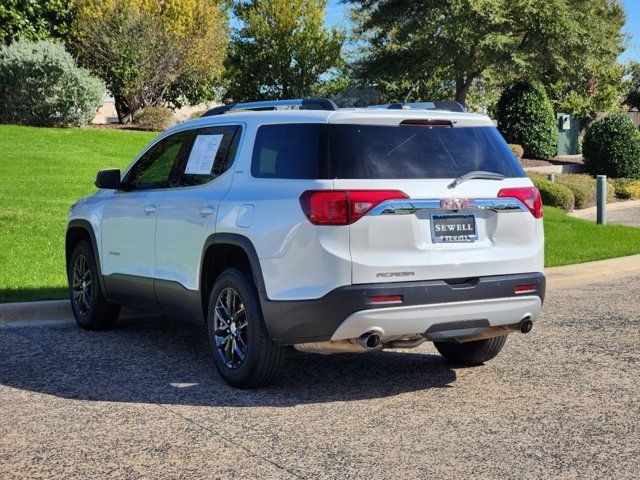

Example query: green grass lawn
[1,124,639,303]
[0,125,155,303]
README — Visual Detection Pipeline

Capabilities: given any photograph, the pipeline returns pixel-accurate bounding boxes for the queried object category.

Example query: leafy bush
[497,81,557,160]
[132,107,174,131]
[0,39,104,127]
[615,178,640,199]
[583,114,640,179]
[509,144,524,160]
[531,177,575,211]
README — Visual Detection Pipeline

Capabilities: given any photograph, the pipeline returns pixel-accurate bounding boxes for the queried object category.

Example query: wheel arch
[66,220,108,297]
[199,233,267,321]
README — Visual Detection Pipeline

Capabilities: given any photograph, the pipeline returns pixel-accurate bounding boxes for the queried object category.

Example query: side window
[177,125,242,187]
[125,131,193,190]
[251,124,329,179]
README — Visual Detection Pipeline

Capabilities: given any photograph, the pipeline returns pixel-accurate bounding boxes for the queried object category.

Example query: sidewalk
[569,200,640,227]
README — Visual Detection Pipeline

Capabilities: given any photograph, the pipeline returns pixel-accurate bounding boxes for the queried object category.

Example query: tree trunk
[113,94,132,124]
[455,76,474,108]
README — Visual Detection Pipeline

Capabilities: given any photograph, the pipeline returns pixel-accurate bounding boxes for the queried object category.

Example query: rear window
[251,123,524,179]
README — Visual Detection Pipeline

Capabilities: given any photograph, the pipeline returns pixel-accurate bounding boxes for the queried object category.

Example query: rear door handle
[199,206,215,217]
[144,205,157,215]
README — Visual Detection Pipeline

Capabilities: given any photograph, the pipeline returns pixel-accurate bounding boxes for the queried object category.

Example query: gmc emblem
[440,198,471,210]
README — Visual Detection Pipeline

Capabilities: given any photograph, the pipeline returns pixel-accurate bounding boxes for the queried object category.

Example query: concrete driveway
[1,275,639,479]
[571,201,640,227]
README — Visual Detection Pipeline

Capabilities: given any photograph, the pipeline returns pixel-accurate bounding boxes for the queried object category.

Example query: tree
[224,0,344,102]
[496,82,557,160]
[74,0,228,123]
[346,0,626,113]
[0,0,76,45]
[625,61,640,111]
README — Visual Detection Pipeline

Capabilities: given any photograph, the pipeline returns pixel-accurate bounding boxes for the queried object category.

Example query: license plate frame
[431,214,478,243]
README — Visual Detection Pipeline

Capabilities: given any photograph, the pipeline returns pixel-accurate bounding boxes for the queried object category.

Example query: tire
[68,239,120,330]
[206,267,285,388]
[434,335,508,365]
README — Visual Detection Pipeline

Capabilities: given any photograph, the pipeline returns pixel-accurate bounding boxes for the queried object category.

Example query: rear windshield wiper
[448,171,506,189]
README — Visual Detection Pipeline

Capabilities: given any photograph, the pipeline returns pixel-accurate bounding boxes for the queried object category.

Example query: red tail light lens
[498,187,543,218]
[300,190,408,225]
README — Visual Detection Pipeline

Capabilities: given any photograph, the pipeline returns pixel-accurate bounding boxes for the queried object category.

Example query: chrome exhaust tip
[357,331,381,349]
[520,319,533,334]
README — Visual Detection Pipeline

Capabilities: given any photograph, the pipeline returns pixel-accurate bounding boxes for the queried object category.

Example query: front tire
[434,335,508,365]
[68,239,120,330]
[207,268,285,388]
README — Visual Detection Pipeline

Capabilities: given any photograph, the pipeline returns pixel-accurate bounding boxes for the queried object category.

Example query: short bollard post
[597,175,607,225]
[547,173,556,182]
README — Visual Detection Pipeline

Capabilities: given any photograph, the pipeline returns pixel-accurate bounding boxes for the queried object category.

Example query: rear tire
[434,335,507,365]
[207,267,285,388]
[68,239,120,330]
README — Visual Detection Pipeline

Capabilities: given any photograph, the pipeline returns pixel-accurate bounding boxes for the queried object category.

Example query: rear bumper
[261,272,545,344]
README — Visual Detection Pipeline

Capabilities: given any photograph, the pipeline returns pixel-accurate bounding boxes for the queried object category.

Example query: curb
[0,300,149,328]
[546,254,640,288]
[2,255,640,326]
[568,199,640,219]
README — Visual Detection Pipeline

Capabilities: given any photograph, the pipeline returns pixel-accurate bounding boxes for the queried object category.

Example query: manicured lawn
[0,125,156,303]
[543,206,640,267]
[0,125,639,302]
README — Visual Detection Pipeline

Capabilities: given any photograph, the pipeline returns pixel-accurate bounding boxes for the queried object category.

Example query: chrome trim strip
[367,198,527,216]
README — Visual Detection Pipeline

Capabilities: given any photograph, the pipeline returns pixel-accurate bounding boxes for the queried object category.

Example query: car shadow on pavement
[0,316,457,407]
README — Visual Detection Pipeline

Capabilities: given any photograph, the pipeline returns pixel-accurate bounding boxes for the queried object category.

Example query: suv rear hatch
[325,111,544,284]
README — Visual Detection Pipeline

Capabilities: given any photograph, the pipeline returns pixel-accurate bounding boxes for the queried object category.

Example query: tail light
[299,190,408,225]
[498,187,543,218]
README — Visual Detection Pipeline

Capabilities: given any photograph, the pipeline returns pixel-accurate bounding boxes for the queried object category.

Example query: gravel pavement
[1,275,639,479]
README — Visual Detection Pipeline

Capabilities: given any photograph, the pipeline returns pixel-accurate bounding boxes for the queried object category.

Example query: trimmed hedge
[497,82,557,160]
[583,114,640,179]
[615,178,640,199]
[0,39,104,126]
[132,106,173,131]
[531,177,575,211]
[509,144,524,160]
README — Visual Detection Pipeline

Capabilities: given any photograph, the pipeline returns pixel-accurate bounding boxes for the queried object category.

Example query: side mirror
[95,169,121,189]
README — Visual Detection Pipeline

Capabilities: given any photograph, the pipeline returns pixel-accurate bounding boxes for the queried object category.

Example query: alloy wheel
[72,254,92,316]
[213,287,248,369]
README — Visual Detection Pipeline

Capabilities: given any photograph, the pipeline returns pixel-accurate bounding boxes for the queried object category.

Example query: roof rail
[202,98,339,117]
[370,101,466,113]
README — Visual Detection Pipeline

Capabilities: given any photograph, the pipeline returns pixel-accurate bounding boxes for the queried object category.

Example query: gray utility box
[557,113,579,156]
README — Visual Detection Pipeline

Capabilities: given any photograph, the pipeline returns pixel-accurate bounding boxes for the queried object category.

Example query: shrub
[497,81,557,160]
[0,39,104,127]
[615,179,640,199]
[509,144,524,160]
[188,109,207,120]
[132,107,174,131]
[582,114,640,179]
[531,177,575,211]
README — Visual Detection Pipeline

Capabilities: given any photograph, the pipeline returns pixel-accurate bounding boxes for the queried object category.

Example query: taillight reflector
[370,295,403,303]
[498,187,543,218]
[300,190,408,225]
[515,285,536,294]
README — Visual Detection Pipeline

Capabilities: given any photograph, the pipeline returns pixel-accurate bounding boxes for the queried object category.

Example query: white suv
[66,98,545,388]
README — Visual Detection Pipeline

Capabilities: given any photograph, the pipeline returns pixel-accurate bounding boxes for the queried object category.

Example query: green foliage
[346,0,626,114]
[74,0,228,122]
[531,177,575,212]
[583,114,640,179]
[0,0,76,45]
[132,107,174,131]
[224,0,344,102]
[497,82,557,160]
[615,178,640,199]
[625,61,640,111]
[0,39,104,126]
[509,144,524,160]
